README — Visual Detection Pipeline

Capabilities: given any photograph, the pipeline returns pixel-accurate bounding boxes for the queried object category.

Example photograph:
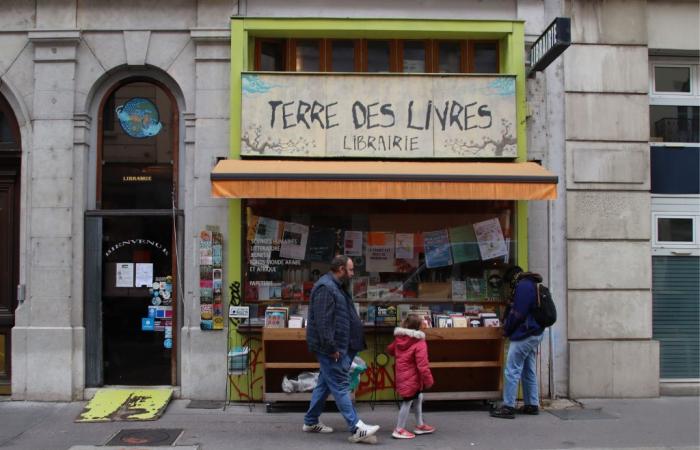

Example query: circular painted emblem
[115,97,163,138]
[164,338,173,349]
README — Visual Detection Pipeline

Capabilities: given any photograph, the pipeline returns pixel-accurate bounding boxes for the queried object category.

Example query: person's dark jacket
[502,272,545,341]
[306,272,365,356]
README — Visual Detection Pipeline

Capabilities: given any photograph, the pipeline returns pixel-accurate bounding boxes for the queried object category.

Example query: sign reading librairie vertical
[241,73,517,159]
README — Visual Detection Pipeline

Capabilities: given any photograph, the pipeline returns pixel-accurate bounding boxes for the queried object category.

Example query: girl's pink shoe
[392,428,416,439]
[413,424,436,435]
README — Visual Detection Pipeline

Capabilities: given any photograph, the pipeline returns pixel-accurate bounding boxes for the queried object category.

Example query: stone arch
[83,66,187,210]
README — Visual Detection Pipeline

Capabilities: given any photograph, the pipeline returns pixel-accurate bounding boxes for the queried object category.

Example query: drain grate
[547,408,618,420]
[106,428,183,446]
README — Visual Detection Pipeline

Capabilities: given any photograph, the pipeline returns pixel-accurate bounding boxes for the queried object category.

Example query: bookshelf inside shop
[246,199,515,404]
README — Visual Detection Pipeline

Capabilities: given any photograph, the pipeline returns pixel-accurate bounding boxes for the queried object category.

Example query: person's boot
[490,405,516,419]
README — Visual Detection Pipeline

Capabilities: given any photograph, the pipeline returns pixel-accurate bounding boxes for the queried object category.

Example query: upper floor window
[649,59,699,144]
[253,38,499,74]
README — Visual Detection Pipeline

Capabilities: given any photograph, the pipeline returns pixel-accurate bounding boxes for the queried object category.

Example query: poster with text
[473,218,508,260]
[365,232,395,272]
[116,263,134,288]
[135,263,154,288]
[279,222,309,260]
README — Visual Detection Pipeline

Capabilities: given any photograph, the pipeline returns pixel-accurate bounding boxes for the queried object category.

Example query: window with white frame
[649,59,699,144]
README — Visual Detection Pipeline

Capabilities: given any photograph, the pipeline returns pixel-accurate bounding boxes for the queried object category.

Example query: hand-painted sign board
[241,73,517,159]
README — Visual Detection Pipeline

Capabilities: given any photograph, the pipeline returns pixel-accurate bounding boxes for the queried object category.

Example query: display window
[243,199,517,327]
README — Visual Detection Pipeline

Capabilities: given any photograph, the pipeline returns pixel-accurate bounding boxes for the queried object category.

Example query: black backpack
[531,283,557,328]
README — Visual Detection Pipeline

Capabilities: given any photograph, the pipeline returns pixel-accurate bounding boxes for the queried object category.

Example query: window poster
[255,216,281,242]
[365,232,395,272]
[135,263,154,288]
[423,229,453,268]
[395,233,414,259]
[343,231,363,257]
[473,218,508,260]
[449,225,481,263]
[116,263,134,288]
[279,222,309,260]
[307,226,337,262]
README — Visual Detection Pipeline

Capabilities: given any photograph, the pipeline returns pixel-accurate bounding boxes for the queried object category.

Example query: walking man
[490,266,545,419]
[303,255,380,443]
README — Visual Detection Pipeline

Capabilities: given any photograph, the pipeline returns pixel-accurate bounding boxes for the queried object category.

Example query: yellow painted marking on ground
[76,389,173,422]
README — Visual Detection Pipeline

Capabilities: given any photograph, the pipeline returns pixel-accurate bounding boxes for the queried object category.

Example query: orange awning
[211,160,558,200]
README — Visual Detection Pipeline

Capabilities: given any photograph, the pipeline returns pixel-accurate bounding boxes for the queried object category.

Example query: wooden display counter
[262,326,504,405]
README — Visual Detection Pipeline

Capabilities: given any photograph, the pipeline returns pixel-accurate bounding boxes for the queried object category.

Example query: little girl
[387,314,435,439]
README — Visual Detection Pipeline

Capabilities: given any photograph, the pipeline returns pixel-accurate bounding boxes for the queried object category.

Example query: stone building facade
[0,0,696,400]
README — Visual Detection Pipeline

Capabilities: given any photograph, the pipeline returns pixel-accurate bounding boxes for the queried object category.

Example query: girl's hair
[403,313,423,330]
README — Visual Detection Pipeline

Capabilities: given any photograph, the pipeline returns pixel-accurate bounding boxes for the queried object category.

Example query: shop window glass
[295,40,321,72]
[657,217,694,242]
[438,42,461,73]
[403,41,426,73]
[261,41,285,71]
[367,41,391,72]
[654,66,691,93]
[100,82,174,209]
[473,42,499,73]
[243,200,517,323]
[331,40,355,72]
[650,105,700,143]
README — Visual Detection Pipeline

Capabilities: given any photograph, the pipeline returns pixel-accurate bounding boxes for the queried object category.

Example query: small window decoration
[116,97,163,138]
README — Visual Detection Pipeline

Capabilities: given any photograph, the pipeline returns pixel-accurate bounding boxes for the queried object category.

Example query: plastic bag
[282,371,319,393]
[349,356,367,391]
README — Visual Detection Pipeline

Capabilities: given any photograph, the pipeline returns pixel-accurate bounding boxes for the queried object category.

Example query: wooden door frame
[94,77,181,386]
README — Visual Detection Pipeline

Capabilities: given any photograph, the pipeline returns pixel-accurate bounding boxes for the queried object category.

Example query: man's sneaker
[413,424,436,435]
[348,420,380,443]
[302,422,334,433]
[392,428,416,439]
[518,405,540,415]
[490,405,516,419]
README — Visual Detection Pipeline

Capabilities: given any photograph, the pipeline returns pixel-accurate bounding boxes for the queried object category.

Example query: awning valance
[211,160,558,200]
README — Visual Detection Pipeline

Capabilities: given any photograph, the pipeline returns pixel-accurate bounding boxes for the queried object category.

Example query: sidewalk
[0,396,697,450]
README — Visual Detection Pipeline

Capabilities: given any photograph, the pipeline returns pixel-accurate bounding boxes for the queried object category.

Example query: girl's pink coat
[387,327,434,398]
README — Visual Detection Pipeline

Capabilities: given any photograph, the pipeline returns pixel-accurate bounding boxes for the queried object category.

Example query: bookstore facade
[210,18,558,403]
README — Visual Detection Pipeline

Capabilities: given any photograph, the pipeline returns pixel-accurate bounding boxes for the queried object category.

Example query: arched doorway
[0,94,21,395]
[85,78,181,386]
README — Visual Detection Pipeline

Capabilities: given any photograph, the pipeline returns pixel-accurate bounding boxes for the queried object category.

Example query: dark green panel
[653,256,700,379]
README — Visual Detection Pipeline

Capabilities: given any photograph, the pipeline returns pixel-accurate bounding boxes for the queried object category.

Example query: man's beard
[340,275,351,291]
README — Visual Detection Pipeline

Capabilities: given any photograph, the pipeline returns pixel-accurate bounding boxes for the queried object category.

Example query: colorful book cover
[449,225,481,263]
[343,230,363,257]
[423,229,453,268]
[306,226,337,262]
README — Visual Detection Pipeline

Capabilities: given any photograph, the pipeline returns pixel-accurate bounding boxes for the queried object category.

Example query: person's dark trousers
[304,352,358,432]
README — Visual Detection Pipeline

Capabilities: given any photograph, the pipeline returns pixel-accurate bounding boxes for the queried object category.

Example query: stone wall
[564,0,659,397]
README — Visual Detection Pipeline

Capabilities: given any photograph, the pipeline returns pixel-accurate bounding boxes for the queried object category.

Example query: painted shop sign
[241,73,517,159]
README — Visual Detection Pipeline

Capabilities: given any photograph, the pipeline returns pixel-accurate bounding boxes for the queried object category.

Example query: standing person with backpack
[490,266,547,419]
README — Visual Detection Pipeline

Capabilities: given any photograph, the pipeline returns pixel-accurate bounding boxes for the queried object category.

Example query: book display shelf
[260,309,505,409]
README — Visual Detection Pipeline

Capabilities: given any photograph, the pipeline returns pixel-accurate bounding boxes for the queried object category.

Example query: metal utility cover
[105,428,183,446]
